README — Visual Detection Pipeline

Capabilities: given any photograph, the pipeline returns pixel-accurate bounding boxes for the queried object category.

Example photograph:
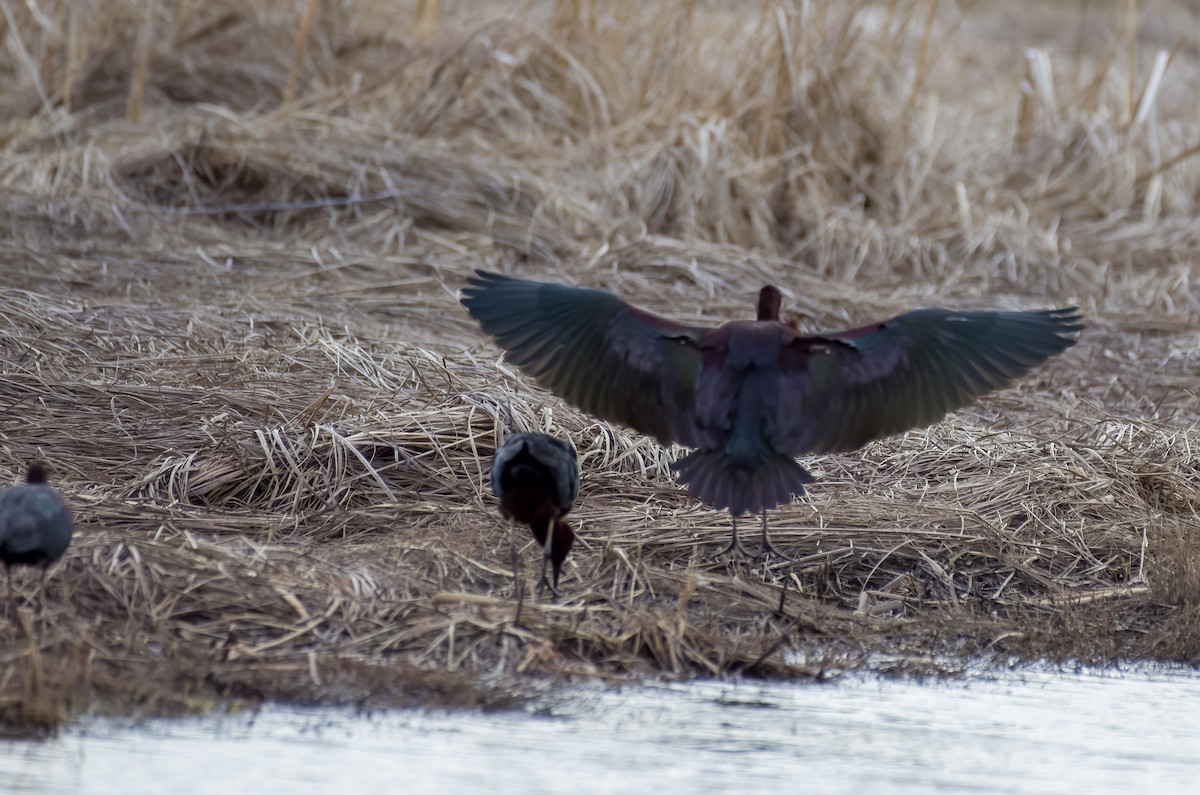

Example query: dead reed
[0,0,1198,735]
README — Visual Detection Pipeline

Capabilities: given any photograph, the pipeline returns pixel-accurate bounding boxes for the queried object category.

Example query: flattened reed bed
[1,0,1200,734]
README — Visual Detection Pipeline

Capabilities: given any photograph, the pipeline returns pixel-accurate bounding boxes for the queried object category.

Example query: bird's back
[692,321,793,453]
[701,320,790,370]
[491,432,579,511]
[0,483,74,565]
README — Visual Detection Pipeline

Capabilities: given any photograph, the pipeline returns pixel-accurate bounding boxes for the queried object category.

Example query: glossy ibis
[462,270,1082,558]
[490,432,579,597]
[0,463,74,613]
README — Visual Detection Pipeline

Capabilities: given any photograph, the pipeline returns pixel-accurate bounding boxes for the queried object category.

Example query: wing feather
[775,307,1083,455]
[461,270,711,446]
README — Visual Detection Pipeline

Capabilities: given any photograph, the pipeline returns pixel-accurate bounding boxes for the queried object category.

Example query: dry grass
[1,0,1199,735]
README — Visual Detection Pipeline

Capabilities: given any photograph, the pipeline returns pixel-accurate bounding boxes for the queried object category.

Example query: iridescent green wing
[462,270,711,447]
[774,307,1083,455]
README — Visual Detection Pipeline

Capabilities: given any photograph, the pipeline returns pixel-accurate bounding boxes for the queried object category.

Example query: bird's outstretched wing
[774,307,1083,455]
[461,270,712,447]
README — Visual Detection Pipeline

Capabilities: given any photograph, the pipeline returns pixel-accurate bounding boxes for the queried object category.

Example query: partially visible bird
[0,463,74,613]
[461,270,1083,558]
[490,432,580,596]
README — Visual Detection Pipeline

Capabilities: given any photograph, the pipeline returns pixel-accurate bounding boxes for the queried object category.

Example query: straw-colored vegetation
[1,0,1198,735]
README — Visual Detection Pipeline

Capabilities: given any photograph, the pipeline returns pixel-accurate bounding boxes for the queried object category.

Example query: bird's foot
[754,514,791,562]
[536,573,559,600]
[755,537,791,563]
[712,534,755,561]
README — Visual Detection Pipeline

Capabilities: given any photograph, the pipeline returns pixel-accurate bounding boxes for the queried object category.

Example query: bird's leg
[537,555,555,598]
[757,512,788,560]
[509,519,525,624]
[4,566,12,623]
[715,516,754,559]
[36,566,55,614]
[33,568,45,616]
[536,515,558,598]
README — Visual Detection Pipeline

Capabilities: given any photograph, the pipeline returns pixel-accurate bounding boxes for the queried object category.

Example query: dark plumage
[0,464,74,610]
[461,270,1084,557]
[491,432,579,594]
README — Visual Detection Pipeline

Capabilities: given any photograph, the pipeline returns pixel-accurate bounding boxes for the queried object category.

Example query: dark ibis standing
[0,463,74,613]
[490,432,579,597]
[462,270,1083,558]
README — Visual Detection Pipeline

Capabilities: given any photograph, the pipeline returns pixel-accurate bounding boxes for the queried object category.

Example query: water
[4,666,1199,794]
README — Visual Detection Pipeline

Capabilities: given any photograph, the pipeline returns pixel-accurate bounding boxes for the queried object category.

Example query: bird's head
[26,463,48,485]
[757,285,782,322]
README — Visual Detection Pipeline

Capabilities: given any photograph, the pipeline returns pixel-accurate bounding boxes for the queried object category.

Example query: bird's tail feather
[673,452,814,516]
